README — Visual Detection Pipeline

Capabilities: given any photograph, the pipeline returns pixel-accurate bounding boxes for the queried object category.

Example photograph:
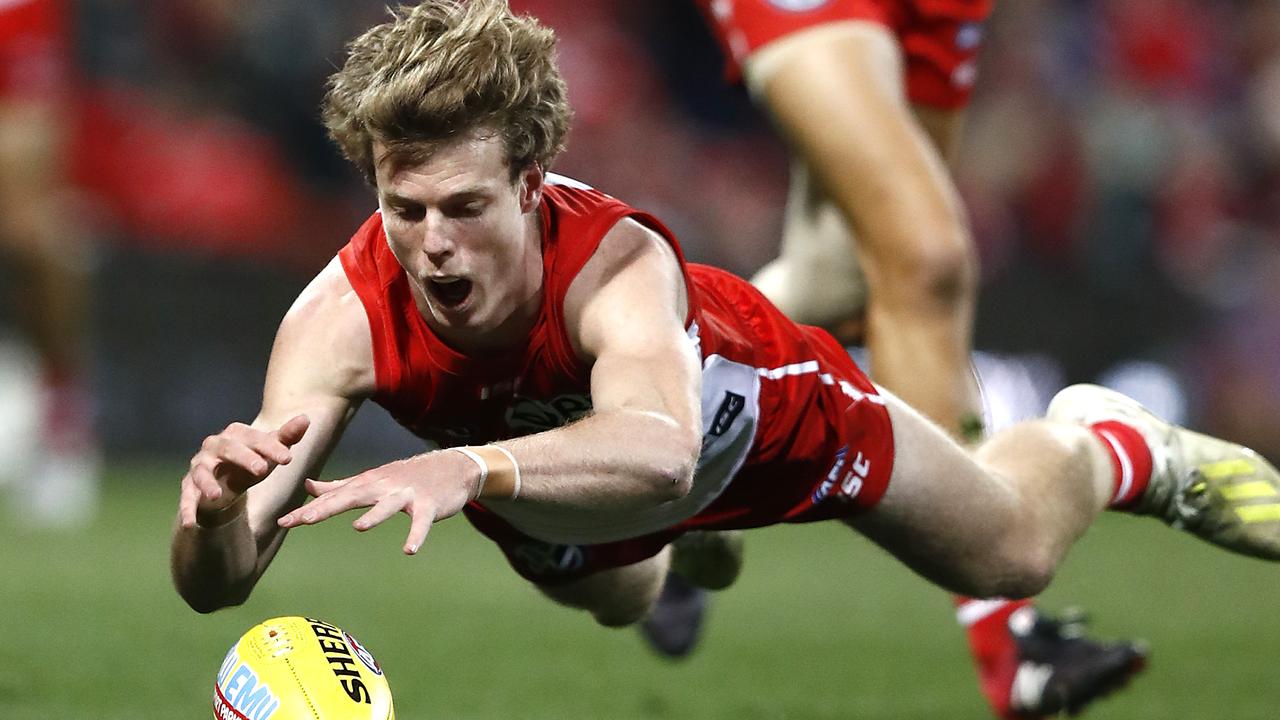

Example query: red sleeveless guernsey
[339,176,893,579]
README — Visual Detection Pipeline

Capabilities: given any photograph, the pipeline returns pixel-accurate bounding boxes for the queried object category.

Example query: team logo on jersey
[766,0,833,12]
[811,446,848,504]
[513,541,586,577]
[838,450,871,500]
[709,391,746,437]
[439,425,476,441]
[506,394,592,433]
[812,446,872,504]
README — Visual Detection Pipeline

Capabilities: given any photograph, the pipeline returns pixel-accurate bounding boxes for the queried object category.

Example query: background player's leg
[748,22,981,440]
[0,96,99,526]
[750,158,867,339]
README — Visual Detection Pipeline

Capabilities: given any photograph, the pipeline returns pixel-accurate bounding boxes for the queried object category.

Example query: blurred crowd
[7,0,1279,460]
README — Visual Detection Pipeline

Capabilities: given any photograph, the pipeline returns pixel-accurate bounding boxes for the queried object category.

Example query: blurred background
[1,0,1279,718]
[2,0,1278,465]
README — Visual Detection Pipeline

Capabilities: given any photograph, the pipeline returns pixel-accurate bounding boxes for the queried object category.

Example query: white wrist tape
[448,444,520,500]
[486,444,522,500]
[449,447,489,500]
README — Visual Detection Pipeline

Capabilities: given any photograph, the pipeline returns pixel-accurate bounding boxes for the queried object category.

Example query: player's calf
[537,549,670,628]
[668,529,744,590]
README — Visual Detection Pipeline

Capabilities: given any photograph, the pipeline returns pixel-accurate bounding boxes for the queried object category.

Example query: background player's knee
[866,227,978,318]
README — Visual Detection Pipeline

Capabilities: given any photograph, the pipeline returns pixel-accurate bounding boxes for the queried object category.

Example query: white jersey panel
[545,172,595,190]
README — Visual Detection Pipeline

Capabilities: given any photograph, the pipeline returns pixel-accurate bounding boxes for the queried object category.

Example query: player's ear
[517,162,544,213]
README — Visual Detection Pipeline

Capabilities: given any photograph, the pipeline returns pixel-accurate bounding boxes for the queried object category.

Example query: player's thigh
[746,22,967,283]
[845,389,1018,592]
[536,545,671,627]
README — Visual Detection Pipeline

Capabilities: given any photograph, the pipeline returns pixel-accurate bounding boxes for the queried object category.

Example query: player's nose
[420,215,454,264]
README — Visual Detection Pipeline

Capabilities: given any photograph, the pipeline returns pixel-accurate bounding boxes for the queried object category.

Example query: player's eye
[448,201,485,219]
[392,204,425,222]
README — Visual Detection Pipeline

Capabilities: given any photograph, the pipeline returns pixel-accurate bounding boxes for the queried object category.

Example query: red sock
[955,596,1030,717]
[1088,420,1154,509]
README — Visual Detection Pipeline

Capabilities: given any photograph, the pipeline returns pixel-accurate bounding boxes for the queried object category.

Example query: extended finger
[178,475,201,528]
[190,462,224,502]
[242,432,294,466]
[281,483,369,527]
[404,504,436,555]
[353,493,407,532]
[305,477,350,497]
[276,414,311,447]
[211,438,272,478]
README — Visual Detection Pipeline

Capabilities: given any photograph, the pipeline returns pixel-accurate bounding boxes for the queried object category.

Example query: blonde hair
[323,0,570,183]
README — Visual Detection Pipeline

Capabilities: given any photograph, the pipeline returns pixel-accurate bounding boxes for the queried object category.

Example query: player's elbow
[632,411,700,501]
[651,445,698,501]
[658,459,696,501]
[172,560,256,614]
[177,583,252,614]
[653,435,700,502]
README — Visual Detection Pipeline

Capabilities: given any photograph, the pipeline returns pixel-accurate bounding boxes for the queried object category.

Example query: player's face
[373,130,544,344]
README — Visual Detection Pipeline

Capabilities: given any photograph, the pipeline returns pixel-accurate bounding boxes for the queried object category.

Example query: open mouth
[426,277,473,310]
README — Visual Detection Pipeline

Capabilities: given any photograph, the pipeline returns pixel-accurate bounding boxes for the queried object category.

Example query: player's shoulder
[565,216,688,354]
[274,257,375,396]
[549,172,683,309]
[284,257,363,325]
[575,216,680,294]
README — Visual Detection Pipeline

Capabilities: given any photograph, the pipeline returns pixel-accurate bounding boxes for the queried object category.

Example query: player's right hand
[178,415,311,529]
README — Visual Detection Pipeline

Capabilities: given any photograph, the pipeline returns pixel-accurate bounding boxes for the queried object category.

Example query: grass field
[1,460,1277,719]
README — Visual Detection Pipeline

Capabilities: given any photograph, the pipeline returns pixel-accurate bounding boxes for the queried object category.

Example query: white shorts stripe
[756,360,885,405]
[757,360,820,379]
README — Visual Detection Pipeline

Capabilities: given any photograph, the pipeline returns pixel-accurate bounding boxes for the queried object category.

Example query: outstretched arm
[496,218,703,506]
[278,219,704,553]
[170,258,373,612]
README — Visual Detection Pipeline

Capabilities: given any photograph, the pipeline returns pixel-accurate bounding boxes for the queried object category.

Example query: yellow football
[213,616,394,719]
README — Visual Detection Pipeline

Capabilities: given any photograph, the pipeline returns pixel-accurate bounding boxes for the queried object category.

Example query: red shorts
[697,0,993,109]
[0,0,72,103]
[463,330,895,585]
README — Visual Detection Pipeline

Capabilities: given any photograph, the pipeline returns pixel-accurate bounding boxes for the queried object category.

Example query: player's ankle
[1087,420,1154,509]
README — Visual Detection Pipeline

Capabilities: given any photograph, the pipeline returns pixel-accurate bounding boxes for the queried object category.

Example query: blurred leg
[750,157,867,337]
[747,22,982,439]
[0,98,99,525]
[536,546,671,628]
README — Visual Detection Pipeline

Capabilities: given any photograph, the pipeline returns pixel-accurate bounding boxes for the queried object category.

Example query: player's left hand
[276,450,481,555]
